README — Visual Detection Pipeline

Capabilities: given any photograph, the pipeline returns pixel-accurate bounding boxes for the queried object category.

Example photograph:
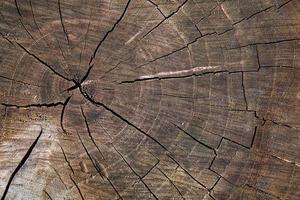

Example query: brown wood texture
[0,0,299,199]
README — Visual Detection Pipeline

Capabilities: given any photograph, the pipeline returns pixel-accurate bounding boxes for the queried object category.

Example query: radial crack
[146,0,166,17]
[75,130,106,179]
[43,190,53,200]
[57,143,74,174]
[1,128,43,200]
[70,175,85,200]
[82,0,132,84]
[142,0,189,39]
[157,168,185,199]
[227,38,300,50]
[174,123,217,156]
[0,32,14,45]
[16,42,72,82]
[58,0,70,44]
[111,145,158,199]
[277,0,295,9]
[167,154,207,189]
[241,72,248,110]
[79,86,169,152]
[136,32,216,69]
[80,106,105,159]
[60,96,71,133]
[218,5,274,35]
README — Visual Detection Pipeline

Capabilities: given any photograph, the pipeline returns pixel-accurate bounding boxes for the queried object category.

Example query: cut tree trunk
[0,0,299,199]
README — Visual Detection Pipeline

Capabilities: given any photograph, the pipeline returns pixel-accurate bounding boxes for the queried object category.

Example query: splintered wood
[0,0,299,199]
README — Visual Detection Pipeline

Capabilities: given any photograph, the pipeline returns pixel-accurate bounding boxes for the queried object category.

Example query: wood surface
[0,0,299,199]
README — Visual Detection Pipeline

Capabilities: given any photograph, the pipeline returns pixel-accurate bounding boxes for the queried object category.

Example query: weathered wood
[0,0,299,199]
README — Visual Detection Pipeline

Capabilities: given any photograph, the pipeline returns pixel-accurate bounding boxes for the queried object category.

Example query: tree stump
[0,0,299,199]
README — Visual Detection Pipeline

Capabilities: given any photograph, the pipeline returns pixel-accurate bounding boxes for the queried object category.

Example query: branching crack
[167,154,207,189]
[218,5,274,35]
[142,0,189,39]
[146,0,166,17]
[157,168,185,199]
[111,144,158,199]
[136,32,216,69]
[82,0,132,84]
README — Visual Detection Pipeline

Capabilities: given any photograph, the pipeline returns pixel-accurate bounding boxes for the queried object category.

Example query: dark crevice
[277,0,295,9]
[79,86,169,152]
[49,165,68,189]
[142,0,189,39]
[70,175,85,200]
[146,0,166,17]
[219,136,251,150]
[60,96,71,133]
[227,38,300,50]
[80,106,105,159]
[250,126,257,148]
[16,42,72,82]
[157,168,185,199]
[0,32,14,45]
[29,0,43,38]
[140,159,160,179]
[207,176,221,200]
[57,143,74,174]
[196,2,223,24]
[209,175,221,191]
[58,0,70,45]
[241,72,248,110]
[0,74,41,88]
[209,169,236,187]
[173,123,217,156]
[19,19,34,40]
[136,32,215,69]
[14,0,35,39]
[106,177,124,200]
[99,124,158,199]
[1,128,43,200]
[14,0,22,17]
[1,101,64,109]
[218,6,274,35]
[82,0,132,84]
[43,190,53,200]
[75,130,105,179]
[167,154,208,189]
[267,119,293,129]
[111,145,158,199]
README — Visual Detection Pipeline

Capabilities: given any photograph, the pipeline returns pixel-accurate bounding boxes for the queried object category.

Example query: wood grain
[0,0,299,199]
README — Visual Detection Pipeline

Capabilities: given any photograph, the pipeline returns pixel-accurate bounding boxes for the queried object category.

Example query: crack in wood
[1,127,43,200]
